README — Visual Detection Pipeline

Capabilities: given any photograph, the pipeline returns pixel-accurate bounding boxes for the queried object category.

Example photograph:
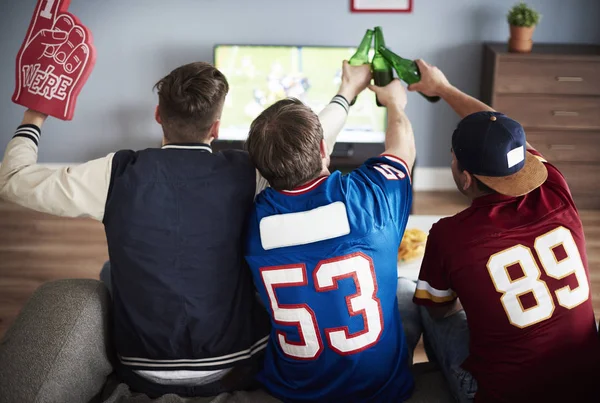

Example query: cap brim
[474,152,548,197]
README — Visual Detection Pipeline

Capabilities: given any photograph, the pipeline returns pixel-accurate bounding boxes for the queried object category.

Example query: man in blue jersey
[244,79,419,403]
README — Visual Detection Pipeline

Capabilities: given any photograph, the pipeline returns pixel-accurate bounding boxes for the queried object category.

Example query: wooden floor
[2,191,600,357]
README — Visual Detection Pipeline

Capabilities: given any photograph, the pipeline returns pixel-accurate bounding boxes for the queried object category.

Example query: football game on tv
[214,45,386,143]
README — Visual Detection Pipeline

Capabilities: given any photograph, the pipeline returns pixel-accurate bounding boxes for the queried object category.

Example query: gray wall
[1,0,598,166]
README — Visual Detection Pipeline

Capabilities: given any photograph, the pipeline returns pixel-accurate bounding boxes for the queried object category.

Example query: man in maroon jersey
[408,60,600,403]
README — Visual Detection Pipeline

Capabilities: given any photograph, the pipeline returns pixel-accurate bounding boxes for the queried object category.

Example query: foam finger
[35,29,67,57]
[55,25,85,64]
[43,0,70,21]
[52,13,75,32]
[36,29,68,45]
[64,43,89,74]
[44,14,74,58]
[31,0,70,34]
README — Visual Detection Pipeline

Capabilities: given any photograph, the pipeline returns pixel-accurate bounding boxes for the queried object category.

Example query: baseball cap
[451,111,547,197]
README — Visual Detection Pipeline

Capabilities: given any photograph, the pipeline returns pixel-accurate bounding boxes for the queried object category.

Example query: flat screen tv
[213,45,386,143]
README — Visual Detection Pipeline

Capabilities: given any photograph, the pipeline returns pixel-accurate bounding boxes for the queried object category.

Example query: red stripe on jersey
[279,176,329,195]
[380,154,411,183]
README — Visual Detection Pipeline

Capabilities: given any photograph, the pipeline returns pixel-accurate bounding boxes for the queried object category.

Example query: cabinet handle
[549,144,576,151]
[552,111,579,117]
[556,76,584,82]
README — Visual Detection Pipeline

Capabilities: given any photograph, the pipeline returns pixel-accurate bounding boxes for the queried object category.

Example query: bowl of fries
[398,228,427,263]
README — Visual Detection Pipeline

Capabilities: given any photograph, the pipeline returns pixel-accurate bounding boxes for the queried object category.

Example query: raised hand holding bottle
[348,29,374,106]
[378,46,441,103]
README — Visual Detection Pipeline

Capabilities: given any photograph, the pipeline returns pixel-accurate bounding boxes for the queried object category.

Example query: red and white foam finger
[28,0,73,43]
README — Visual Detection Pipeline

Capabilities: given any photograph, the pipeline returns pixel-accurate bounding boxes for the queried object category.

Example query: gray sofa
[0,279,453,403]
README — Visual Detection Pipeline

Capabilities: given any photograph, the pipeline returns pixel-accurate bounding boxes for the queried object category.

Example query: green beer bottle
[348,29,374,106]
[372,27,394,107]
[378,46,440,103]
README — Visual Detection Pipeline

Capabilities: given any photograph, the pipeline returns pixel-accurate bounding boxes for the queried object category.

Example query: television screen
[214,45,386,143]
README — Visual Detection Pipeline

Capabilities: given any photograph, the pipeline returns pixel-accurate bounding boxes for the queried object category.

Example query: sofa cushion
[0,279,113,403]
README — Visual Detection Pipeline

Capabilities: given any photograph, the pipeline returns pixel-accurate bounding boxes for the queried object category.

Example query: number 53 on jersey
[260,253,384,360]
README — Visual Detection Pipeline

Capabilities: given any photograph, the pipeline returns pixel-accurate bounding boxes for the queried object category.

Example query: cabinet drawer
[526,131,600,163]
[571,194,600,210]
[495,60,600,95]
[553,163,597,193]
[552,163,600,209]
[495,96,600,130]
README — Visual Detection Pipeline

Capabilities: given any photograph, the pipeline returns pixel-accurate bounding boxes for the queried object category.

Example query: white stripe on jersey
[259,201,350,250]
[161,145,212,152]
[382,155,409,175]
[416,280,455,298]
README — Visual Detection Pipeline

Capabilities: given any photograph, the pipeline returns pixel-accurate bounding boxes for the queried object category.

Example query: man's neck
[297,169,331,188]
[162,137,213,146]
[319,168,331,178]
[469,189,495,201]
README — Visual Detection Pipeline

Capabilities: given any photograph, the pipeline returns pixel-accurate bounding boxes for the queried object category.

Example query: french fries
[398,228,427,263]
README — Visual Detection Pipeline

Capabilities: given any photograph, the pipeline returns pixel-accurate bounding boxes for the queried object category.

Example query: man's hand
[337,60,372,102]
[367,79,408,111]
[407,59,451,98]
[12,0,96,121]
[409,59,494,119]
[21,109,48,128]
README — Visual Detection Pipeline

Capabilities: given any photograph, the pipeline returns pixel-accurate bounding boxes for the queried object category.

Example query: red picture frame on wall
[351,0,412,13]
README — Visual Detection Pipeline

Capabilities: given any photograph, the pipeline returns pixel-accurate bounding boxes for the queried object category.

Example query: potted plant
[507,2,541,53]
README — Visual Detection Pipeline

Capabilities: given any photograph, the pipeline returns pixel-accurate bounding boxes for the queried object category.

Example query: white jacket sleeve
[0,124,113,221]
[254,95,350,196]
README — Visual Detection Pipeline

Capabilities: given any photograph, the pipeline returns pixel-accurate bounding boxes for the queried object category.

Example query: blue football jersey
[245,155,414,403]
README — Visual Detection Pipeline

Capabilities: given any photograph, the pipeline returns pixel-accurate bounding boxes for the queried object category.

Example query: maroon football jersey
[414,150,600,402]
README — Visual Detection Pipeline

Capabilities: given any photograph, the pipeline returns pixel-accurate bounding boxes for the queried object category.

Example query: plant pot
[509,38,533,53]
[509,25,536,53]
[510,25,535,41]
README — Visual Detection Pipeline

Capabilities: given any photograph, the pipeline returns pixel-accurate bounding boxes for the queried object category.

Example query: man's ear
[320,139,328,159]
[154,105,162,125]
[463,170,474,192]
[207,120,221,143]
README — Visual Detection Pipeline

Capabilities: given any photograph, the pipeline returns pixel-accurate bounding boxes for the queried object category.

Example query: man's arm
[426,299,463,320]
[407,60,535,151]
[408,59,494,119]
[437,85,494,119]
[254,61,372,195]
[0,109,113,221]
[322,61,372,153]
[413,226,463,319]
[383,106,415,170]
[318,95,350,154]
[368,80,416,170]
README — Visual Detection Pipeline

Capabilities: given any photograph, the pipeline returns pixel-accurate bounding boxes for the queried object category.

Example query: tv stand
[212,141,385,171]
[330,143,354,158]
[330,143,385,171]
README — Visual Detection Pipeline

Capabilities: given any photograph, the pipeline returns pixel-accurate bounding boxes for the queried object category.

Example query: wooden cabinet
[482,43,600,209]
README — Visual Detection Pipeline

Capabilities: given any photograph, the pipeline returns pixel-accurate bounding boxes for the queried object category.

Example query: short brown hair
[246,98,323,191]
[154,62,229,143]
